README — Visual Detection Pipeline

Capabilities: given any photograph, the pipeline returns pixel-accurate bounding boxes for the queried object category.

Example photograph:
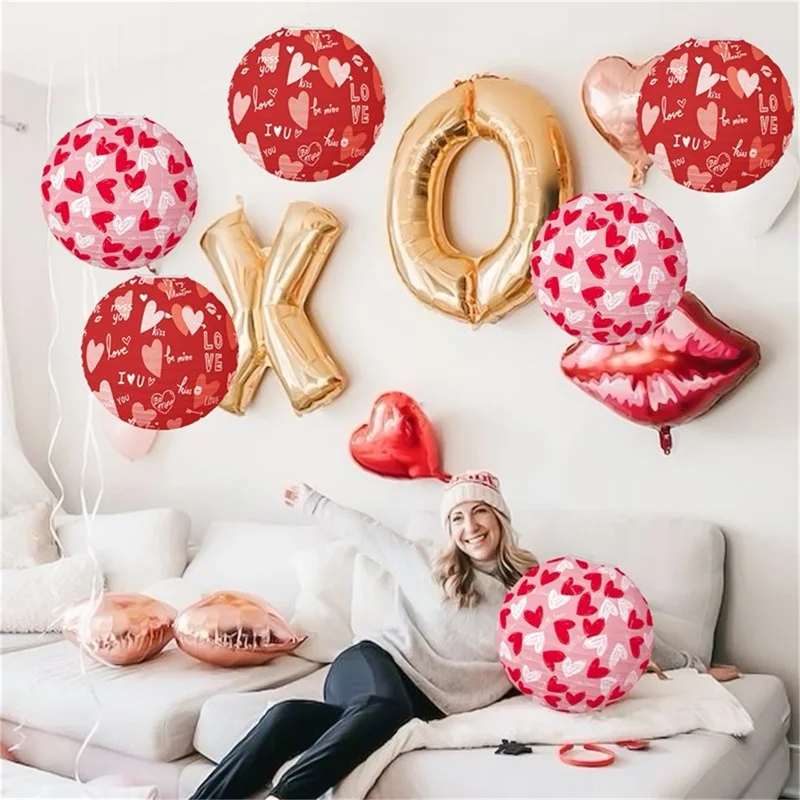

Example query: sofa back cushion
[57,509,190,592]
[182,521,334,619]
[406,510,724,665]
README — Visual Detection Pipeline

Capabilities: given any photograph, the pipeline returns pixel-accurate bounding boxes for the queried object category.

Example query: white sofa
[1,507,792,799]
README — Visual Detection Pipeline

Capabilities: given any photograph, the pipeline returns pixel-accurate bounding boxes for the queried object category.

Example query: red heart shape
[547,676,569,693]
[125,170,146,192]
[544,276,560,301]
[586,254,607,279]
[115,148,136,172]
[604,580,623,598]
[540,569,559,585]
[564,324,581,336]
[54,201,70,224]
[628,611,645,630]
[554,619,575,645]
[566,691,586,706]
[523,606,543,628]
[64,171,84,194]
[605,201,624,221]
[628,286,651,307]
[167,155,185,175]
[583,618,605,636]
[628,207,648,224]
[123,246,143,262]
[74,251,91,262]
[656,308,670,325]
[593,331,610,343]
[614,246,636,267]
[508,667,521,683]
[145,246,162,260]
[613,322,632,337]
[57,131,70,146]
[349,392,448,481]
[95,136,118,155]
[508,632,523,656]
[543,650,566,671]
[54,148,70,166]
[92,211,114,232]
[552,312,566,327]
[605,223,625,247]
[555,247,574,269]
[102,256,119,268]
[587,658,610,679]
[531,255,541,277]
[587,694,606,709]
[634,321,652,336]
[586,213,608,231]
[73,133,91,151]
[543,224,560,241]
[96,178,117,203]
[138,131,158,149]
[563,209,581,226]
[517,580,535,596]
[582,287,604,309]
[576,594,598,616]
[544,695,561,708]
[60,236,75,252]
[608,685,627,703]
[519,683,534,696]
[584,572,602,592]
[174,180,189,202]
[139,210,161,231]
[560,578,584,596]
[629,636,644,658]
[658,230,675,251]
[663,255,679,277]
[115,126,134,146]
[646,609,653,626]
[103,237,123,254]
[593,312,613,329]
[499,607,511,629]
[41,181,52,202]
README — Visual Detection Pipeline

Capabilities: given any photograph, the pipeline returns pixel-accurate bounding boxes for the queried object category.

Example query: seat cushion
[367,675,789,799]
[407,510,724,665]
[0,640,319,761]
[0,631,62,654]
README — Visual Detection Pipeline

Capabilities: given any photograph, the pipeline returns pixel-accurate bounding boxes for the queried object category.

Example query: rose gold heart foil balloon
[581,56,658,187]
[63,593,176,666]
[174,591,305,667]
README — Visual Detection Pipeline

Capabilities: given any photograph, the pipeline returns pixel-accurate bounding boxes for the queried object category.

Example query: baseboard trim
[784,743,799,799]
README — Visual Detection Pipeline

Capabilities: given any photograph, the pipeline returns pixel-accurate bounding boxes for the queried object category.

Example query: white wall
[3,0,798,753]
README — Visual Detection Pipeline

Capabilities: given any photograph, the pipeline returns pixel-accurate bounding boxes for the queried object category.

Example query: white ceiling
[2,1,336,87]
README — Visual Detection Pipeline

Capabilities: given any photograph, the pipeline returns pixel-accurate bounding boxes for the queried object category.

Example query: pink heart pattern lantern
[228,27,385,181]
[531,192,688,345]
[638,39,794,193]
[497,557,654,713]
[41,116,198,270]
[81,276,238,430]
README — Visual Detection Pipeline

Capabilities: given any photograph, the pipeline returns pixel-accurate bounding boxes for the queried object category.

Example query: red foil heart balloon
[350,392,450,481]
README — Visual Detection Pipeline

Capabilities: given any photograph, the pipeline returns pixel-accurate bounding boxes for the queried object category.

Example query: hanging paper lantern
[228,27,385,181]
[496,557,654,713]
[41,116,198,270]
[531,191,688,344]
[81,276,238,430]
[638,38,795,192]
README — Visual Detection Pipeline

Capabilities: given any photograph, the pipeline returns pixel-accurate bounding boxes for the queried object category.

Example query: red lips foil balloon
[561,293,760,453]
[349,392,450,481]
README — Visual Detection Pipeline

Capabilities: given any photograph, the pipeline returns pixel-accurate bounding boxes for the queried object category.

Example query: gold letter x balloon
[200,199,346,415]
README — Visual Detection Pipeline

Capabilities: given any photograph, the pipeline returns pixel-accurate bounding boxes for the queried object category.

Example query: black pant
[190,641,443,800]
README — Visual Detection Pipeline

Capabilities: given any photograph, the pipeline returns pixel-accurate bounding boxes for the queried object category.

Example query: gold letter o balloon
[387,75,574,327]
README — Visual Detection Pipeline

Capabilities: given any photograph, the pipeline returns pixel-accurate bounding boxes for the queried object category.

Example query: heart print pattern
[531,192,688,345]
[228,27,385,181]
[42,116,198,270]
[82,276,238,430]
[496,557,654,713]
[638,39,794,192]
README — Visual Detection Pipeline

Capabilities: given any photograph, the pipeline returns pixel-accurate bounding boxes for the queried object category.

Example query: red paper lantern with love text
[81,276,238,430]
[228,27,385,181]
[638,38,794,192]
[42,115,198,270]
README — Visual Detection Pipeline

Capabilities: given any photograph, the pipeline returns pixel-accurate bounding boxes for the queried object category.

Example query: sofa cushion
[183,522,333,619]
[0,640,320,761]
[57,509,190,592]
[0,631,62,654]
[406,510,724,665]
[195,667,329,763]
[1,503,58,569]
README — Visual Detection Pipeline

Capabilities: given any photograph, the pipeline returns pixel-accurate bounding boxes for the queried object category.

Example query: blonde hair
[432,511,538,609]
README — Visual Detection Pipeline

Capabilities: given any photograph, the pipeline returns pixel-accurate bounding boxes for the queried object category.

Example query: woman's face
[449,501,502,562]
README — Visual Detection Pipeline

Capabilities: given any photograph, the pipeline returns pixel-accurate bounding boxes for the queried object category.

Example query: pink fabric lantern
[531,192,688,345]
[496,557,654,713]
[41,116,198,270]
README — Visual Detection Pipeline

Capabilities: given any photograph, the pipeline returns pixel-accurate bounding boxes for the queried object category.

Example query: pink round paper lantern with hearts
[496,557,654,713]
[41,115,198,270]
[531,192,688,345]
[81,275,238,430]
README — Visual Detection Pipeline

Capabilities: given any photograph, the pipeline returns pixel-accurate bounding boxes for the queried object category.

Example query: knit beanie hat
[440,471,511,529]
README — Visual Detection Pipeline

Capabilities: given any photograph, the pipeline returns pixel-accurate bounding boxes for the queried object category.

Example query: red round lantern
[42,116,198,270]
[81,276,238,430]
[497,557,654,713]
[228,27,385,181]
[531,192,688,345]
[638,38,795,192]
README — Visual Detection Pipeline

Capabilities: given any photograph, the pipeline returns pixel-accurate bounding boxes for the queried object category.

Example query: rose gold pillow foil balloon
[174,591,305,667]
[63,593,176,666]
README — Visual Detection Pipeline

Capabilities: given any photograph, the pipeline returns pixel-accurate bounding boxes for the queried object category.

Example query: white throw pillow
[56,509,190,592]
[289,541,356,663]
[350,554,397,642]
[0,553,101,633]
[142,577,203,612]
[0,503,58,569]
